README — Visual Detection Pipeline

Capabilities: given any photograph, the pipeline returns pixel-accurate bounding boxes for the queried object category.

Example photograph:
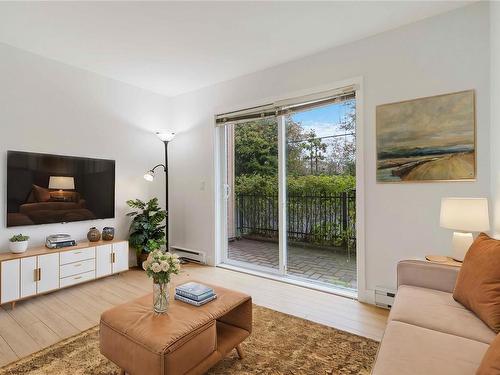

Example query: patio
[227,238,356,290]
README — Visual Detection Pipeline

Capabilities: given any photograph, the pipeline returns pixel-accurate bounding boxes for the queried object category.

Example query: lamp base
[451,232,473,262]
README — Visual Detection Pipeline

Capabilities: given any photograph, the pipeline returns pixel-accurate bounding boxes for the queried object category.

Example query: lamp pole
[145,132,175,250]
[155,131,175,249]
[163,140,169,246]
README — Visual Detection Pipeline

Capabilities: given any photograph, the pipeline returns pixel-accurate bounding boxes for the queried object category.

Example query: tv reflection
[8,177,96,227]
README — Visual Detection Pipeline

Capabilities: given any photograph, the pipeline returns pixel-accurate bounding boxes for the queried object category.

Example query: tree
[234,119,279,176]
[286,117,307,176]
[303,130,328,175]
[327,100,356,176]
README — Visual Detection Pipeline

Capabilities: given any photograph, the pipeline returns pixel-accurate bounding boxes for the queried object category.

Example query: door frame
[214,77,366,301]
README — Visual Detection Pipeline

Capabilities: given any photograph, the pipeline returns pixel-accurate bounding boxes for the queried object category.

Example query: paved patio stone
[227,238,357,290]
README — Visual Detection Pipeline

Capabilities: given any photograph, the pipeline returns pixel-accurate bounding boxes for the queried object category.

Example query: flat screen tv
[7,151,115,227]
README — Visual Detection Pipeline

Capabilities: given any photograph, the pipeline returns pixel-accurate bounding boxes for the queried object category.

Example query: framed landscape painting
[376,90,476,183]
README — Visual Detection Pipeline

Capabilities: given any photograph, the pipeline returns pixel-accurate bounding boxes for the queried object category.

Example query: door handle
[34,268,41,282]
[111,252,116,263]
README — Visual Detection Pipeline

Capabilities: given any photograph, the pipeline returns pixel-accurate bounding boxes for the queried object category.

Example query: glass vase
[153,281,169,314]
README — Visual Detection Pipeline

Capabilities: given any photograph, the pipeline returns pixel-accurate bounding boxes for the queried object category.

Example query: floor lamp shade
[440,197,490,261]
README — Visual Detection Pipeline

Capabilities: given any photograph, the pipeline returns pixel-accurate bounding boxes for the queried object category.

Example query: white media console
[0,239,129,308]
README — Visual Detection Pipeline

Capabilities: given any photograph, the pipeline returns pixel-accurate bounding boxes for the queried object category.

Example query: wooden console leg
[119,369,125,375]
[235,345,244,360]
[11,301,15,310]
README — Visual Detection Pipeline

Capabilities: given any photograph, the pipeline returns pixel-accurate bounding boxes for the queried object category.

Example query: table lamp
[48,176,75,191]
[440,197,489,261]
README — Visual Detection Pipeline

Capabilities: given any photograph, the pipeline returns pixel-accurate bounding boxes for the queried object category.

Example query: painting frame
[376,89,476,184]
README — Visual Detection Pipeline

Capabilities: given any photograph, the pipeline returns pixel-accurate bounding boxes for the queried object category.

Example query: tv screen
[7,151,115,227]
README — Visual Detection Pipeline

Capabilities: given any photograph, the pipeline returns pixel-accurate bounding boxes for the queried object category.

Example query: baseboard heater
[374,286,396,309]
[170,246,206,264]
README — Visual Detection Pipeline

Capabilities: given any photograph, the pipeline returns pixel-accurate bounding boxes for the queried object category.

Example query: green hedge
[235,174,355,196]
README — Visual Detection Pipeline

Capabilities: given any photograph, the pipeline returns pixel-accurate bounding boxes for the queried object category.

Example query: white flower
[161,261,169,272]
[151,263,162,273]
[142,260,150,271]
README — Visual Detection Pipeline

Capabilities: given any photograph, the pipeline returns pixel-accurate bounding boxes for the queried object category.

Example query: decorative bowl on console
[87,227,101,242]
[102,227,115,241]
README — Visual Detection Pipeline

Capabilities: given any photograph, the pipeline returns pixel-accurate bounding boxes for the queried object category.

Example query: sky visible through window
[288,99,356,176]
[291,100,355,139]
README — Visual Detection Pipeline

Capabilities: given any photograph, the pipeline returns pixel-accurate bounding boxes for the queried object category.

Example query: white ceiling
[0,1,471,97]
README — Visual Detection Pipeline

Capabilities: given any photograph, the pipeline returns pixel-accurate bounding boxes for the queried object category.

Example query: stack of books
[174,282,217,306]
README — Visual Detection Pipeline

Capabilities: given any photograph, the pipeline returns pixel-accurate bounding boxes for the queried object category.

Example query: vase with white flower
[142,249,181,313]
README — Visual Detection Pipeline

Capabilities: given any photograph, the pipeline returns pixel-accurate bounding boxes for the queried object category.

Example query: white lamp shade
[440,197,490,232]
[144,171,155,182]
[48,176,75,190]
[156,132,175,142]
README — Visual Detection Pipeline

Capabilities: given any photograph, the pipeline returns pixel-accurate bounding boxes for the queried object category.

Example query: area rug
[0,305,379,375]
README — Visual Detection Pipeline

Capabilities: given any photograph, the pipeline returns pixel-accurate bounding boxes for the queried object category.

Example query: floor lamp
[144,131,175,247]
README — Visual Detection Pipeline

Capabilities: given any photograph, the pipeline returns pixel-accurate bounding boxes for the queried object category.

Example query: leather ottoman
[99,282,252,375]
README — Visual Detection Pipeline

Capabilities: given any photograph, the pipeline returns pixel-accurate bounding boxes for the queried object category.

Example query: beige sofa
[372,260,494,375]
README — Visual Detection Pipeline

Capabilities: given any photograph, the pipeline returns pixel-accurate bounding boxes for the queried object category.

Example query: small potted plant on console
[9,234,29,254]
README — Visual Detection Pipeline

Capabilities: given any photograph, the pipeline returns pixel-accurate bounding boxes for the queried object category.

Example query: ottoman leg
[119,369,125,375]
[235,345,244,360]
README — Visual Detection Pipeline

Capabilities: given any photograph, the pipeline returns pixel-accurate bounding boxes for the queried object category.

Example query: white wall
[491,2,500,238]
[168,3,490,295]
[0,43,170,254]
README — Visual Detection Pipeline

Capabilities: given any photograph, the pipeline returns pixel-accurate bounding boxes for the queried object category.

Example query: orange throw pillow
[454,233,500,333]
[477,334,500,374]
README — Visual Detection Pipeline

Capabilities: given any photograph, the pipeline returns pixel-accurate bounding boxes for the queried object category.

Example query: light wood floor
[0,264,388,367]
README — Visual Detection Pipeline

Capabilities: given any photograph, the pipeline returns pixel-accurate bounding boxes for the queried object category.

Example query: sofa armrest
[397,260,460,293]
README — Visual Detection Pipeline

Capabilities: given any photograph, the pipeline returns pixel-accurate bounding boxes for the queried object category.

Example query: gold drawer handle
[74,263,82,267]
[74,276,82,280]
[74,251,83,254]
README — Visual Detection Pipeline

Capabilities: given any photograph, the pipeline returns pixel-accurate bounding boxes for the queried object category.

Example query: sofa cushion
[453,233,500,333]
[477,333,500,375]
[390,285,495,344]
[372,321,488,375]
[32,184,51,202]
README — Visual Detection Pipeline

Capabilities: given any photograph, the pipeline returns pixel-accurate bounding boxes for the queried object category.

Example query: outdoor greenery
[233,100,356,249]
[126,198,167,255]
[235,174,355,196]
[234,100,356,196]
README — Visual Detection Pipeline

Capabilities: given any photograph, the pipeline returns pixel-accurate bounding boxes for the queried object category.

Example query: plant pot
[9,240,28,254]
[137,251,149,269]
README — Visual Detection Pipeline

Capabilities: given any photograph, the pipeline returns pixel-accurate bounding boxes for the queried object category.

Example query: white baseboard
[357,288,375,305]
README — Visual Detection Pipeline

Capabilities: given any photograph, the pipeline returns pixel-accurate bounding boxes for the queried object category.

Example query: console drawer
[60,270,95,288]
[60,259,95,278]
[60,248,95,265]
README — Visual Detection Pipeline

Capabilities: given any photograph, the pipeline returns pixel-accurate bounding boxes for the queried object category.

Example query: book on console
[175,282,214,302]
[174,293,217,307]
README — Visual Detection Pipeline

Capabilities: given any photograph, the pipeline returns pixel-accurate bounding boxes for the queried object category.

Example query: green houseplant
[126,198,167,267]
[9,234,30,254]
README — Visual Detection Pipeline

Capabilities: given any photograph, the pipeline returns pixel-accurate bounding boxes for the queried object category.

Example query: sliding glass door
[219,89,357,292]
[224,118,280,273]
[285,100,357,290]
